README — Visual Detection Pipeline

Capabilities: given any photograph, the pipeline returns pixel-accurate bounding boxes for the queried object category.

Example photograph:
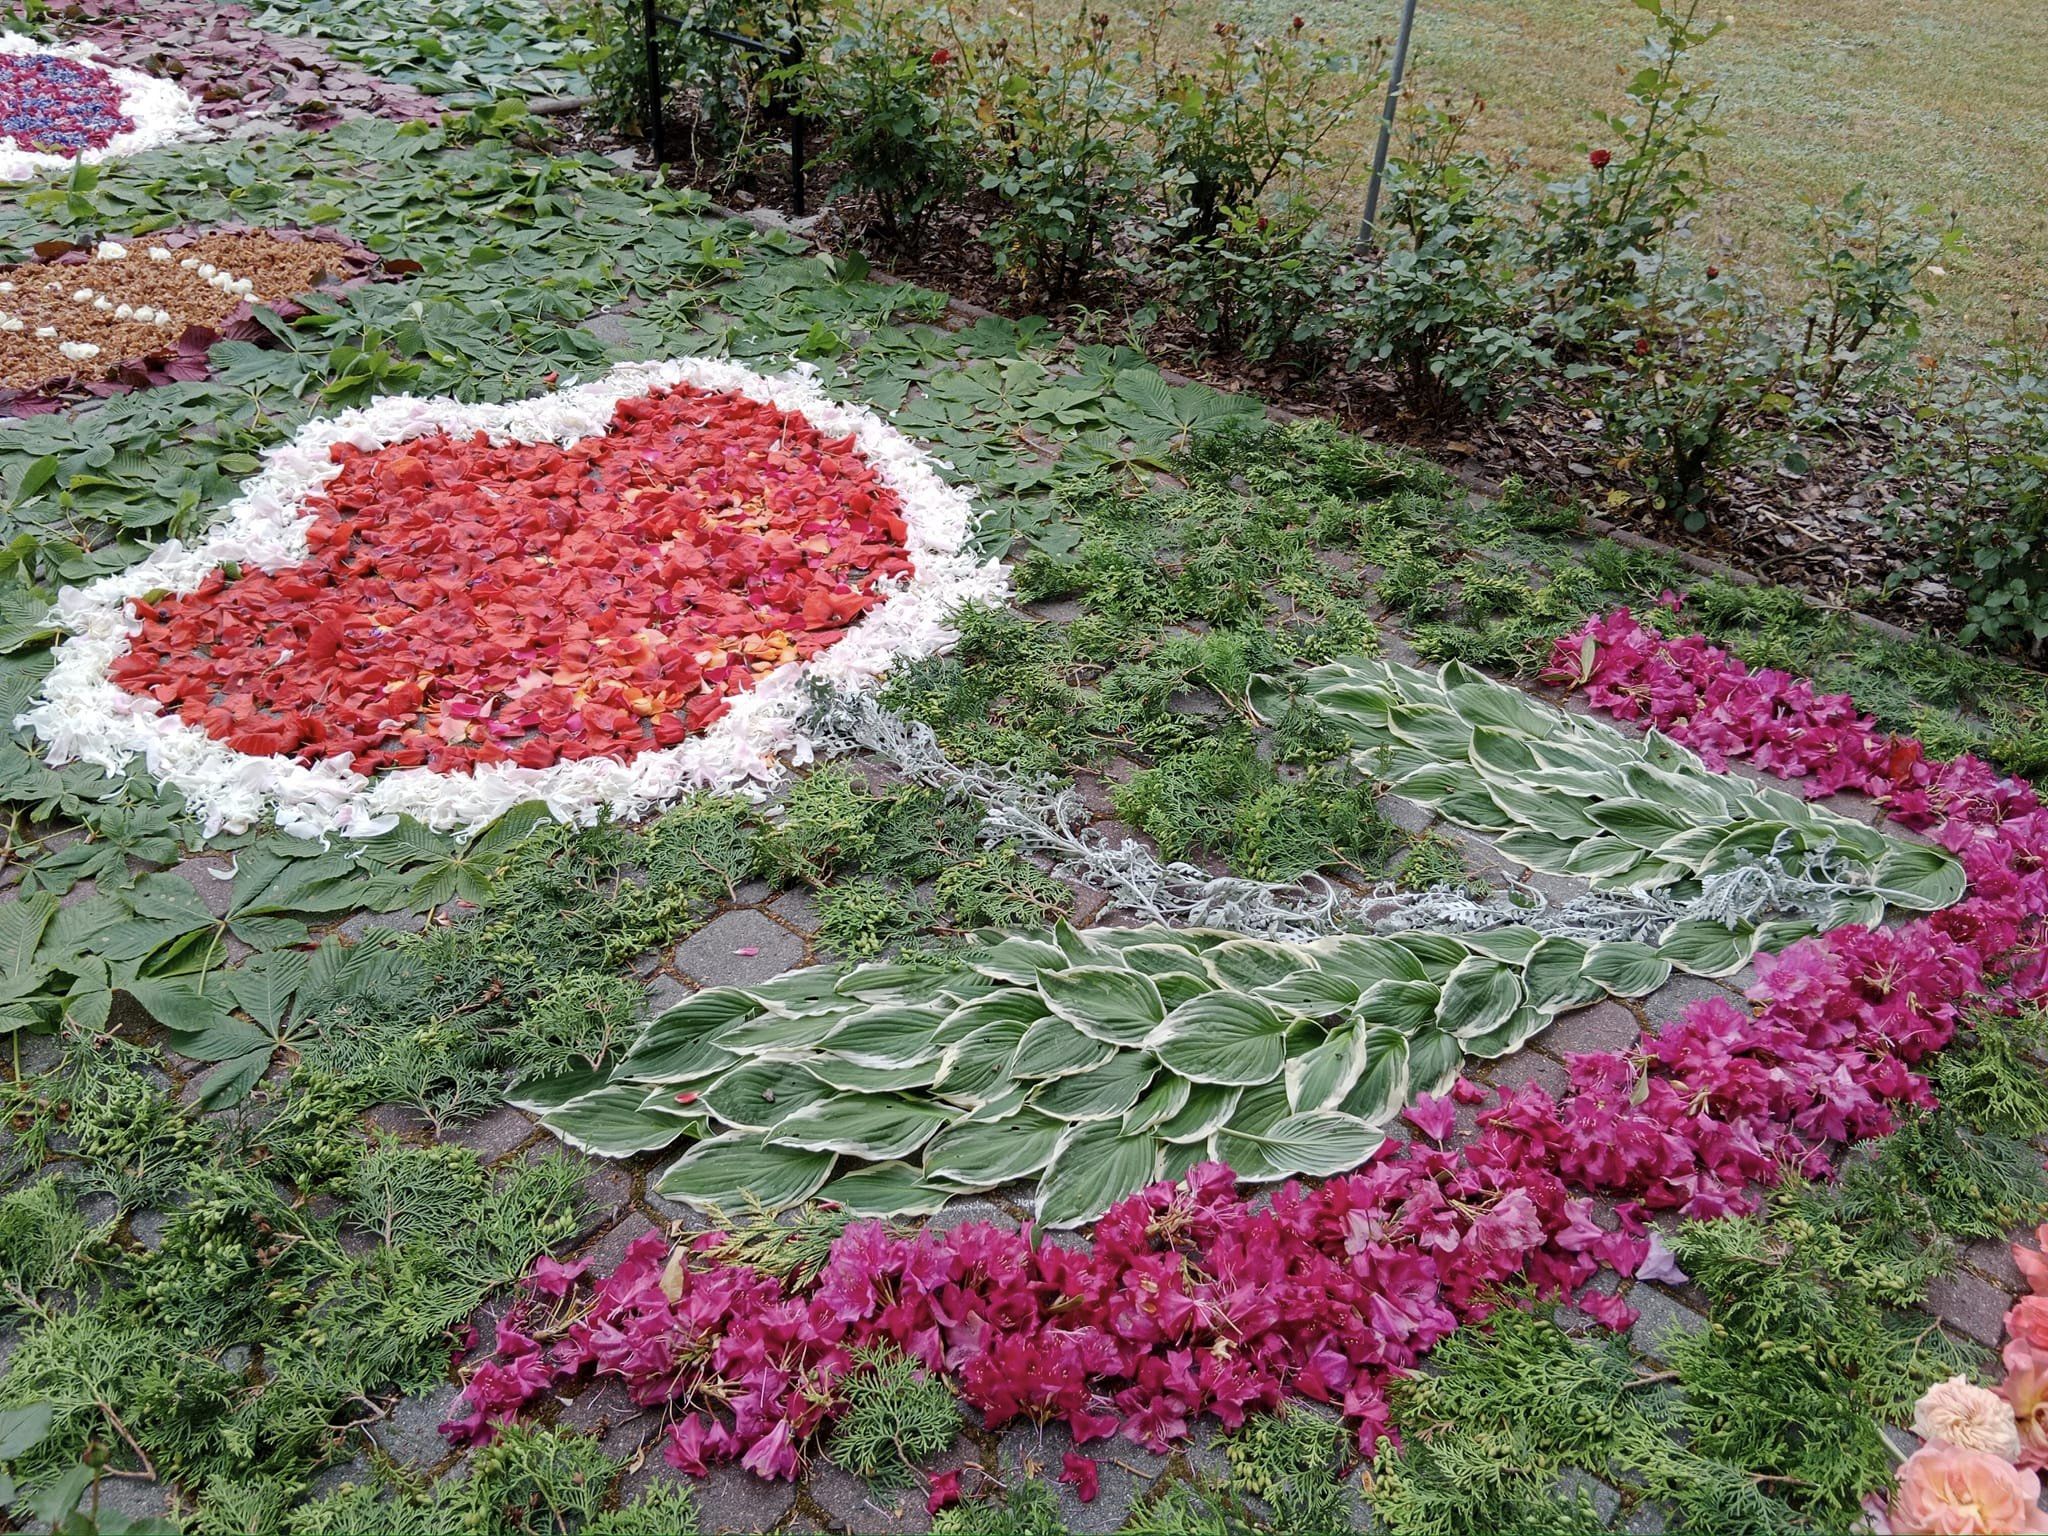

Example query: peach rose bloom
[1889,1445,2048,1535]
[1917,1377,2024,1462]
[2004,1344,2048,1472]
[2009,1296,2048,1353]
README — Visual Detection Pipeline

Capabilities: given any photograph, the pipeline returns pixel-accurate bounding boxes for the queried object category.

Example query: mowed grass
[1214,0,2048,347]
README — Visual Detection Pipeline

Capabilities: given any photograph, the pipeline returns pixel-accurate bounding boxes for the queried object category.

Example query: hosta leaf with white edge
[1154,1081,1242,1143]
[542,1082,702,1158]
[1406,1029,1464,1100]
[1656,919,1756,978]
[923,1111,1068,1188]
[1521,936,1604,1011]
[1355,978,1441,1034]
[1284,1024,1369,1112]
[819,1006,948,1069]
[1031,1050,1157,1122]
[765,1093,953,1160]
[653,1134,835,1212]
[1458,1005,1549,1060]
[930,1020,1027,1100]
[1010,1014,1120,1080]
[1579,941,1673,997]
[1872,842,1968,911]
[1257,968,1364,1014]
[698,1061,836,1132]
[614,991,749,1083]
[1146,992,1294,1086]
[1337,1027,1411,1123]
[1435,957,1524,1039]
[1037,1122,1163,1229]
[1214,1110,1385,1184]
[819,1161,951,1217]
[1037,965,1165,1046]
[1310,936,1429,986]
[1120,1072,1194,1136]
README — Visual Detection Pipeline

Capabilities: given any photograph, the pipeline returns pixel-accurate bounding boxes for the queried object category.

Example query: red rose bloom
[1589,148,1612,169]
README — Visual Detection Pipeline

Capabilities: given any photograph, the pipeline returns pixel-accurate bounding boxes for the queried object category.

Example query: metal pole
[641,0,667,165]
[1357,0,1420,253]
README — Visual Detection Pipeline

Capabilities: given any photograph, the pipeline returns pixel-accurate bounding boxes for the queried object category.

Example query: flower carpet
[0,8,2043,1536]
[0,227,386,411]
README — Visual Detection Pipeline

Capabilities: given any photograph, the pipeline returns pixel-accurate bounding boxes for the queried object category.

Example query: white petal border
[0,33,206,183]
[18,357,1009,839]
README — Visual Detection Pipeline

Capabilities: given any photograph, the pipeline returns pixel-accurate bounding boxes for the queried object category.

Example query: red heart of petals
[109,384,914,775]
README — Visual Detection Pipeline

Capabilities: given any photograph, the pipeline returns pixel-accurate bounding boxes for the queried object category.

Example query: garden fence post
[641,0,667,165]
[1358,0,1421,253]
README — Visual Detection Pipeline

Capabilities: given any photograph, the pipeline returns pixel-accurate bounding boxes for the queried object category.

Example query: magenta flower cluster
[442,607,2047,1482]
[0,53,133,155]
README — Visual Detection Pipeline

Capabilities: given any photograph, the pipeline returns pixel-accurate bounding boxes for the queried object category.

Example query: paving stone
[1626,1287,1708,1359]
[1025,598,1084,623]
[555,1152,637,1242]
[1926,1267,2012,1346]
[335,907,429,943]
[1965,1235,2026,1291]
[8,1030,62,1080]
[1520,869,1590,908]
[643,972,694,1016]
[580,311,636,348]
[1441,825,1521,882]
[769,889,822,934]
[1378,793,1433,835]
[807,1461,940,1533]
[618,1458,794,1534]
[1622,1499,1669,1533]
[628,949,665,979]
[84,1475,174,1527]
[732,878,775,904]
[1480,1050,1570,1100]
[1640,971,1732,1025]
[167,854,238,918]
[919,1197,1020,1234]
[1558,1470,1621,1524]
[1815,790,1883,825]
[672,910,807,986]
[580,1212,660,1273]
[1546,1000,1641,1056]
[373,1380,463,1469]
[996,1424,1165,1534]
[448,1106,534,1164]
[365,1102,435,1140]
[129,1208,169,1250]
[558,1379,656,1459]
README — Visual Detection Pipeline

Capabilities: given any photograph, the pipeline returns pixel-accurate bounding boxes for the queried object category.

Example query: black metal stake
[1358,0,1421,253]
[641,0,667,165]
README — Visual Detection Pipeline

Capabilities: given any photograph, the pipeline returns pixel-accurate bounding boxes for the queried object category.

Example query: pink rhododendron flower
[925,1469,961,1514]
[1060,1452,1100,1503]
[443,609,2048,1479]
[1888,1444,2048,1535]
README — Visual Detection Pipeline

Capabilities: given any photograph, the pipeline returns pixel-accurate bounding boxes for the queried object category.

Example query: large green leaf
[766,1094,953,1160]
[1036,1121,1162,1228]
[653,1135,835,1212]
[1435,958,1524,1040]
[1031,1050,1156,1122]
[1146,992,1293,1086]
[1037,965,1165,1046]
[1213,1110,1384,1183]
[545,1082,701,1157]
[924,1112,1066,1189]
[819,1162,951,1217]
[1580,941,1674,997]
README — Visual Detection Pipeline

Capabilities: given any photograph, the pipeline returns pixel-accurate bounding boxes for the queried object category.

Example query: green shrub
[820,2,975,249]
[1883,336,2048,656]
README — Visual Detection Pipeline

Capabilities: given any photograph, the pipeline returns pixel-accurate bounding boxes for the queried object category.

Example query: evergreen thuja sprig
[824,1343,964,1487]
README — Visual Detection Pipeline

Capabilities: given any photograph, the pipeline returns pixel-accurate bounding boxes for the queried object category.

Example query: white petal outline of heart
[18,357,1008,839]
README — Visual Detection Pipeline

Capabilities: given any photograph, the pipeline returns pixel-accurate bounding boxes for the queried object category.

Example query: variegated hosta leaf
[1275,656,1966,954]
[542,917,1696,1224]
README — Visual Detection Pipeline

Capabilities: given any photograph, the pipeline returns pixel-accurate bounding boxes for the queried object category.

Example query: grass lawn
[1217,0,2048,347]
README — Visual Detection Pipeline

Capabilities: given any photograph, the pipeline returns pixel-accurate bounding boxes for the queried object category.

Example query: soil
[0,230,368,396]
